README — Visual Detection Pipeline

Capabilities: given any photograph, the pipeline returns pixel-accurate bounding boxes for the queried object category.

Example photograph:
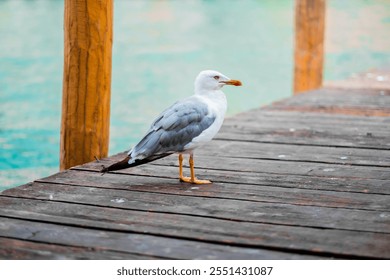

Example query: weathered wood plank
[199,140,390,167]
[84,151,390,181]
[226,110,390,136]
[0,237,157,260]
[94,162,390,194]
[165,155,390,180]
[324,70,390,91]
[270,106,390,117]
[0,198,388,259]
[231,109,390,128]
[0,216,325,260]
[37,169,390,211]
[273,88,390,111]
[218,115,389,150]
[217,132,389,151]
[77,153,390,195]
[2,182,389,233]
[119,98,390,151]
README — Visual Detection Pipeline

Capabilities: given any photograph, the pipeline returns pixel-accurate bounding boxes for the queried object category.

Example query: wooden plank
[269,106,390,117]
[324,70,390,91]
[0,237,157,260]
[60,0,113,170]
[293,0,325,94]
[2,182,389,233]
[95,163,390,194]
[271,88,390,116]
[229,109,390,130]
[216,132,389,151]
[217,127,390,150]
[0,216,323,260]
[274,88,390,110]
[199,140,390,167]
[37,169,390,211]
[224,114,390,136]
[218,110,390,150]
[77,153,390,195]
[92,152,389,181]
[0,199,387,259]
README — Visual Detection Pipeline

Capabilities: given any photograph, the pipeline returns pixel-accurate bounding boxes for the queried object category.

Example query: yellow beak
[221,79,242,86]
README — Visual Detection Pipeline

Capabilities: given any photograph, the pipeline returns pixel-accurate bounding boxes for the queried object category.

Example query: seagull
[101,70,242,184]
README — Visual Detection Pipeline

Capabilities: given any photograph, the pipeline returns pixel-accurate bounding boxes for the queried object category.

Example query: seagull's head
[194,70,242,92]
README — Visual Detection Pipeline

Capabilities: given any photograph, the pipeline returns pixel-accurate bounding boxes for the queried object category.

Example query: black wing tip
[100,166,109,173]
[94,156,108,174]
[98,153,172,174]
[99,155,132,173]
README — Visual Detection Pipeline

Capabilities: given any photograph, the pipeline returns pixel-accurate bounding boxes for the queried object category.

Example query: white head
[194,70,242,93]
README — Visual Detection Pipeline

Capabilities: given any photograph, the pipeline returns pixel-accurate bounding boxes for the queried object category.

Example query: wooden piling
[60,0,113,170]
[293,0,326,94]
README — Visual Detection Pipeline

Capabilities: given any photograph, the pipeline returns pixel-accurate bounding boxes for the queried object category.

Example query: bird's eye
[214,75,220,80]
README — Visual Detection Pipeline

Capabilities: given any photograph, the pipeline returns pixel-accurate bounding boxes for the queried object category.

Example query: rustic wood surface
[1,87,389,259]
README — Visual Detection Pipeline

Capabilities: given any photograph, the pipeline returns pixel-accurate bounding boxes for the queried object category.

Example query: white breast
[183,91,227,152]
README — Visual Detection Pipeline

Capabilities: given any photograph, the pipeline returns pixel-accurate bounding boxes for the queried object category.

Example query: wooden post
[293,0,326,94]
[60,0,113,170]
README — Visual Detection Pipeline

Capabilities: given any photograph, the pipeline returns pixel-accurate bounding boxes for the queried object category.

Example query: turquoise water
[1,0,389,190]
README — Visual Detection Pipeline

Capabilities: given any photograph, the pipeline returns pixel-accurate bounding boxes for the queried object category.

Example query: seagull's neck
[194,89,227,115]
[195,88,224,97]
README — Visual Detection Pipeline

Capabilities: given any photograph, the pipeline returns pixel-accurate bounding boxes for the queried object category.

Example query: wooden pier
[1,85,389,259]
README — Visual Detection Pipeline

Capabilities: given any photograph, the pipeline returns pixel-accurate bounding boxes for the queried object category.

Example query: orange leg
[178,154,211,184]
[179,154,184,179]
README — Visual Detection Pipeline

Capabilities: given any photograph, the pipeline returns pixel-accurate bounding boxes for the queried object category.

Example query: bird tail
[101,155,132,173]
[100,153,173,174]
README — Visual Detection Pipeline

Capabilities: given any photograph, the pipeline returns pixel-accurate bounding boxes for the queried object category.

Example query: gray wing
[128,96,216,165]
